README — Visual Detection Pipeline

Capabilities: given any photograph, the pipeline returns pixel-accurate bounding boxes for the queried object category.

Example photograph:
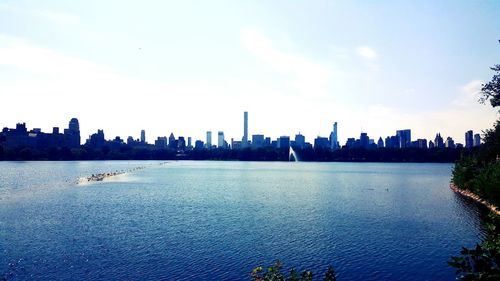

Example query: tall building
[465,130,473,148]
[314,136,330,149]
[155,137,167,149]
[278,136,290,150]
[252,134,264,148]
[434,133,444,148]
[360,132,370,149]
[206,131,212,149]
[64,118,80,148]
[377,137,384,148]
[428,140,435,149]
[168,133,177,149]
[294,133,305,149]
[416,139,428,149]
[141,130,146,143]
[445,137,455,148]
[187,137,192,149]
[242,111,248,148]
[396,129,411,148]
[474,133,481,147]
[86,129,105,149]
[218,131,225,148]
[345,138,356,148]
[195,140,204,150]
[178,137,186,150]
[330,122,339,150]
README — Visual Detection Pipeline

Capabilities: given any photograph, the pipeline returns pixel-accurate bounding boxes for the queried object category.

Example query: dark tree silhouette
[480,64,500,109]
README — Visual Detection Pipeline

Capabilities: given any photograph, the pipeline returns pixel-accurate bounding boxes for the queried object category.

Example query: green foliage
[450,46,500,280]
[452,122,500,205]
[250,260,336,281]
[449,214,500,280]
[480,64,500,110]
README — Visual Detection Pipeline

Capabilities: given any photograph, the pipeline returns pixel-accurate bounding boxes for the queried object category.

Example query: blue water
[0,161,485,280]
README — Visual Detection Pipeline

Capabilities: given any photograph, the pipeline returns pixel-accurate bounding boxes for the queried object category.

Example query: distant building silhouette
[445,137,455,148]
[473,133,481,147]
[178,136,186,150]
[206,131,212,149]
[168,133,177,149]
[377,137,384,148]
[314,136,330,149]
[360,132,370,149]
[141,130,146,143]
[434,133,444,148]
[294,133,305,149]
[63,118,80,148]
[465,130,473,149]
[242,111,248,148]
[428,140,435,149]
[416,139,428,149]
[86,129,105,149]
[231,138,242,150]
[218,131,225,148]
[345,138,356,148]
[396,129,411,148]
[277,136,290,150]
[252,134,264,148]
[155,137,167,149]
[330,122,339,150]
[194,140,204,150]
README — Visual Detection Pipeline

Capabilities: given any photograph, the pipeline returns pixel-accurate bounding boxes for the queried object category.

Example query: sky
[0,0,499,145]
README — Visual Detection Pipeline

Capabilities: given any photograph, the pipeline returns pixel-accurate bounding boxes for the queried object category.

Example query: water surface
[0,161,485,280]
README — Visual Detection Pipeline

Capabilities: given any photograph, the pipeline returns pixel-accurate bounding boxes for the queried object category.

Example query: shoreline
[450,183,500,215]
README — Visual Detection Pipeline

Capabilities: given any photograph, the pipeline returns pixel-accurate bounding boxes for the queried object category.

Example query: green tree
[480,63,500,110]
[450,42,500,280]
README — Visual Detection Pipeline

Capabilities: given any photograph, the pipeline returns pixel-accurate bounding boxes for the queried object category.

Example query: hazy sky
[1,1,499,145]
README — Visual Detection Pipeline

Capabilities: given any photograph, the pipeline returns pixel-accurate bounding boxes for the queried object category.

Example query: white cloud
[356,46,378,60]
[0,34,314,142]
[240,29,333,97]
[346,81,497,144]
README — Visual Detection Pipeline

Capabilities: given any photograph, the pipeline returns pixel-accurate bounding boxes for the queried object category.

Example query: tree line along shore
[0,145,469,162]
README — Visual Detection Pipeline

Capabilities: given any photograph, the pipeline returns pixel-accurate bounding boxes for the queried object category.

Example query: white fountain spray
[289,146,299,162]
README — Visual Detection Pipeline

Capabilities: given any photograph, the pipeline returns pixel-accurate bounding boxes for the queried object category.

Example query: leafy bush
[449,214,500,280]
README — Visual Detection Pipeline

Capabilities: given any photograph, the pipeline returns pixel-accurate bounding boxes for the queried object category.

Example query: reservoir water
[0,161,486,280]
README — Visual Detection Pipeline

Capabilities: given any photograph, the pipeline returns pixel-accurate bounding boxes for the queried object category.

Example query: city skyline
[0,1,499,144]
[0,114,481,151]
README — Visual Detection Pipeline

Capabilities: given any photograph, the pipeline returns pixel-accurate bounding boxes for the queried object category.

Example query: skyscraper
[64,118,80,148]
[465,130,473,148]
[396,129,411,148]
[252,134,264,148]
[360,132,370,149]
[294,133,305,149]
[377,137,384,148]
[434,133,444,148]
[474,134,481,147]
[242,111,248,148]
[141,130,146,143]
[168,133,177,149]
[278,136,290,150]
[206,131,212,149]
[218,131,225,148]
[330,122,339,150]
[445,137,455,148]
